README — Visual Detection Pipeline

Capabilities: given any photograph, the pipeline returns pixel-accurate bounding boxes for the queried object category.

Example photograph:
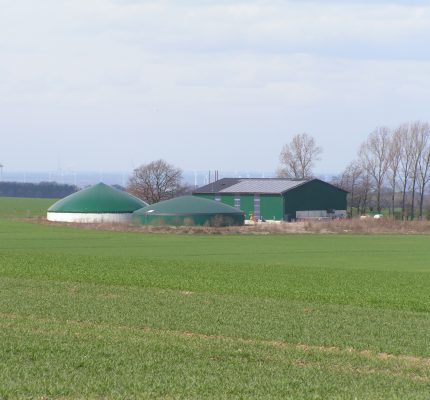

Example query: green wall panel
[240,194,254,219]
[220,194,235,207]
[284,180,347,218]
[260,195,283,221]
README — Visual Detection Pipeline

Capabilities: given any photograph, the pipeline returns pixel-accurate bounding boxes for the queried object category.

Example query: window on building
[234,195,240,209]
[215,194,221,202]
[254,194,260,219]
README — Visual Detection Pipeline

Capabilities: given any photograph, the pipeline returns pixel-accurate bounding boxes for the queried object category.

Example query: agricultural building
[47,182,147,223]
[193,178,347,221]
[132,195,244,226]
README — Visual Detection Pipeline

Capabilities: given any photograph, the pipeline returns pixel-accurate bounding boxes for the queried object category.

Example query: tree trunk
[361,190,368,215]
[376,184,381,214]
[410,175,417,220]
[349,188,354,217]
[419,190,425,220]
[401,180,408,220]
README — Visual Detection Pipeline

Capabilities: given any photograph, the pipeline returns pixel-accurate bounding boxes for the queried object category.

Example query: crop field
[0,196,55,218]
[0,197,429,399]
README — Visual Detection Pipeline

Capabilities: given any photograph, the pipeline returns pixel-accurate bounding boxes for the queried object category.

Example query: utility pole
[0,163,3,180]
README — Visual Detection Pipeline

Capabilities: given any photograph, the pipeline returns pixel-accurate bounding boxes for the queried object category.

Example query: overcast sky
[1,0,429,176]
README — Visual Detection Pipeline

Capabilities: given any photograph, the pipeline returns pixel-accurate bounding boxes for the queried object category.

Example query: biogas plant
[47,183,245,226]
[47,183,147,223]
[47,178,347,226]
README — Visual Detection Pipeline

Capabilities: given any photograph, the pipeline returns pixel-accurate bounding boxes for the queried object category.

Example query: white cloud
[0,0,429,173]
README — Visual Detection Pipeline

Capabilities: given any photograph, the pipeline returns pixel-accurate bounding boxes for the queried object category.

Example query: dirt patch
[179,290,194,296]
[302,219,430,234]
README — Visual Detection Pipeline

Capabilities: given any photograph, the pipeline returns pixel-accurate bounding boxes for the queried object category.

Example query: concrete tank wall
[47,212,133,224]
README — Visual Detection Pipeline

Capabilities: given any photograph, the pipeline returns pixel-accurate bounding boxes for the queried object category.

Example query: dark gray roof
[193,178,241,194]
[220,179,308,194]
[194,178,311,194]
[194,178,348,195]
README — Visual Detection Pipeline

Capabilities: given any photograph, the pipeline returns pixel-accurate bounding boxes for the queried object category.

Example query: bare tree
[334,161,363,217]
[127,159,184,204]
[397,124,414,219]
[357,170,372,215]
[387,127,402,218]
[337,121,430,219]
[278,133,322,179]
[417,125,430,219]
[409,122,429,220]
[358,127,391,213]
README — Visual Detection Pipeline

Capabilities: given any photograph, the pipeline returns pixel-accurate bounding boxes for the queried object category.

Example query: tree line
[331,122,430,219]
[275,126,430,219]
[0,181,78,199]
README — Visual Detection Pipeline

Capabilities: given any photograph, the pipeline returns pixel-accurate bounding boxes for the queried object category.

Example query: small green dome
[133,196,244,226]
[48,183,147,213]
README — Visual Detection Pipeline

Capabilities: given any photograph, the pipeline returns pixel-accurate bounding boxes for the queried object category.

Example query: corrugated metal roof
[193,178,347,195]
[219,179,308,194]
[193,178,241,194]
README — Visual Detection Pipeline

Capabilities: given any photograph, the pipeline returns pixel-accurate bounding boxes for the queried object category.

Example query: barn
[193,178,347,221]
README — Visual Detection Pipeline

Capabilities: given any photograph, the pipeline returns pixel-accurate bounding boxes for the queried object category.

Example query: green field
[0,197,429,399]
[0,196,56,218]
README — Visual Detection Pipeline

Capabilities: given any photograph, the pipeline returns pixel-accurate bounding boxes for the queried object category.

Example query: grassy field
[0,197,429,399]
[0,196,56,218]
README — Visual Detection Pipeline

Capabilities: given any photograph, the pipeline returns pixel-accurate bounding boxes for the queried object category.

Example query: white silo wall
[47,212,133,223]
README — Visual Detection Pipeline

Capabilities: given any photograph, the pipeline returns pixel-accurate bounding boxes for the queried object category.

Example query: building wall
[239,194,254,219]
[195,193,284,220]
[284,180,347,219]
[220,194,234,207]
[260,194,284,221]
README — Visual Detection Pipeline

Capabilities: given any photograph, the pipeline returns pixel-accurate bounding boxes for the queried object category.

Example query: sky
[1,0,430,177]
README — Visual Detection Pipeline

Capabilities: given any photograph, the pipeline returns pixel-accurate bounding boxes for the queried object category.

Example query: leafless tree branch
[126,159,184,204]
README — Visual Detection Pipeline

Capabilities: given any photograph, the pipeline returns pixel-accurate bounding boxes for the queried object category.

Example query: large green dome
[48,183,147,213]
[133,196,244,226]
